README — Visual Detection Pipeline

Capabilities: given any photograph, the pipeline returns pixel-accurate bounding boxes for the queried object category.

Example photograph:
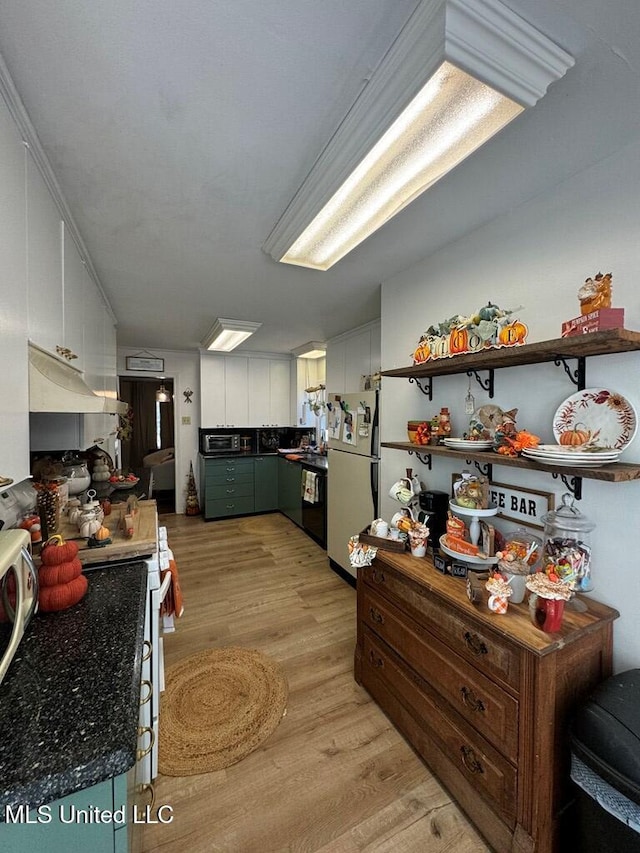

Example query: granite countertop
[0,562,147,816]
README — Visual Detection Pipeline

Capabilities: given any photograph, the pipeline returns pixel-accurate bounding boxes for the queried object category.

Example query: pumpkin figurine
[88,525,112,548]
[498,319,528,347]
[38,534,88,612]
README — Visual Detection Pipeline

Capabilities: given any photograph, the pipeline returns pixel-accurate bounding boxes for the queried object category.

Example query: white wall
[117,347,199,514]
[381,137,640,673]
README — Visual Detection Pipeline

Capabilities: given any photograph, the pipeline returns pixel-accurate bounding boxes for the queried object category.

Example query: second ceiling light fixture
[263,0,574,271]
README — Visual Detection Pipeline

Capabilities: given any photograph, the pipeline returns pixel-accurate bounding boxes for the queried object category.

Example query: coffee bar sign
[488,481,555,530]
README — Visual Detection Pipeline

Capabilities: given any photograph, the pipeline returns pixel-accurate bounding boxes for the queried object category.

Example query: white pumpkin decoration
[80,517,102,538]
[92,461,111,482]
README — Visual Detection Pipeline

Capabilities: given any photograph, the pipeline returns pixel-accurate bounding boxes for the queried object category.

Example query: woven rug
[158,647,288,776]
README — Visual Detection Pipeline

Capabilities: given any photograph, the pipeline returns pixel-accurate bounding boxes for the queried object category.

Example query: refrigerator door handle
[371,390,380,458]
[370,458,379,519]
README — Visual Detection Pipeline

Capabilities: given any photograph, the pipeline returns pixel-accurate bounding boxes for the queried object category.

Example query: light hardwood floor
[134,512,490,853]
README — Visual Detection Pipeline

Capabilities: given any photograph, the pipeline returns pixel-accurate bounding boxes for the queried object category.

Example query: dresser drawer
[362,563,521,691]
[205,458,254,477]
[363,586,519,762]
[362,629,517,827]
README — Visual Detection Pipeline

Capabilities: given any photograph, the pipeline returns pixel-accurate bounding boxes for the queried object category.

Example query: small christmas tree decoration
[185,462,200,516]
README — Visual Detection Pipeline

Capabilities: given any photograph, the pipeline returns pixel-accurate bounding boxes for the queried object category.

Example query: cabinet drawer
[205,458,254,474]
[362,563,520,691]
[205,496,254,518]
[205,470,254,486]
[362,629,517,827]
[363,587,519,762]
[205,481,254,500]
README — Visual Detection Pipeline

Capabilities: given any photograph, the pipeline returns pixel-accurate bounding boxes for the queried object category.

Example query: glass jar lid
[540,492,595,534]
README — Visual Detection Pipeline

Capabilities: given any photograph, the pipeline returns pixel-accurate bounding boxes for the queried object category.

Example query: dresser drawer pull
[226,477,236,483]
[460,744,484,775]
[371,568,385,584]
[142,640,152,662]
[226,488,236,494]
[368,649,384,668]
[463,631,488,657]
[136,782,156,810]
[137,725,155,760]
[139,679,153,706]
[369,607,385,624]
[460,685,486,713]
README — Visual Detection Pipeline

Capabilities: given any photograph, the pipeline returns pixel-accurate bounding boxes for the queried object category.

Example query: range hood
[29,344,128,415]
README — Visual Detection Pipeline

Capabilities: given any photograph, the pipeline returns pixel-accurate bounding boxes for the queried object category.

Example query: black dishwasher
[301,465,327,548]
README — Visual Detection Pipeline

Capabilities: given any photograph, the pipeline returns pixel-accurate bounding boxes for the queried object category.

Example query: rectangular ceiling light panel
[201,319,262,352]
[281,62,522,270]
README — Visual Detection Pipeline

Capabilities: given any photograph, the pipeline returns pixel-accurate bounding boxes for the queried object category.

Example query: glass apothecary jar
[540,493,595,593]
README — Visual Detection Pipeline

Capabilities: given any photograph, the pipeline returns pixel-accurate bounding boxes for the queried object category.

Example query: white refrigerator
[327,390,379,580]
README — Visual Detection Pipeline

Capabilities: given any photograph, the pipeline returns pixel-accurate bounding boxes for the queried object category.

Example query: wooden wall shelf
[381,328,640,379]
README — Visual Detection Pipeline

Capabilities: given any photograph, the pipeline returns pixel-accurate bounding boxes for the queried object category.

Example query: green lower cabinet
[1,773,128,853]
[254,456,278,512]
[277,457,303,527]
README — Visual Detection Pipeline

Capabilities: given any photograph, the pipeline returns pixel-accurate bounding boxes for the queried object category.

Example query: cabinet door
[326,339,346,394]
[344,328,372,393]
[26,152,63,355]
[200,354,226,427]
[254,456,278,511]
[82,282,109,450]
[278,458,303,526]
[248,359,270,426]
[224,356,248,426]
[61,223,86,369]
[0,103,30,484]
[269,359,292,426]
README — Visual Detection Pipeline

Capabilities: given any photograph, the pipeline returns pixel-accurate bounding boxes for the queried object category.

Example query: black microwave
[201,433,241,455]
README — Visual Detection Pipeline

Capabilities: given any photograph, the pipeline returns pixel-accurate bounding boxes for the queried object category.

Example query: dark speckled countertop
[0,562,147,817]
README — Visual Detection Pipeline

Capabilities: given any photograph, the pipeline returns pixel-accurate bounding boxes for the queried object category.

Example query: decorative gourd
[479,302,501,321]
[449,327,469,354]
[92,461,111,482]
[40,535,79,566]
[38,574,88,612]
[498,320,528,346]
[95,525,111,541]
[412,340,430,364]
[80,517,102,539]
[39,557,83,587]
[559,424,591,446]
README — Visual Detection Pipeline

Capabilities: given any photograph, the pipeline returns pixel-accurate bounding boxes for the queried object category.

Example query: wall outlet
[181,416,191,425]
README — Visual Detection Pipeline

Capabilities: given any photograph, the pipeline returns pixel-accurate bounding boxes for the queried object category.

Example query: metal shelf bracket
[409,451,432,469]
[409,375,432,400]
[553,355,586,390]
[552,472,583,500]
[466,369,494,399]
[466,460,493,479]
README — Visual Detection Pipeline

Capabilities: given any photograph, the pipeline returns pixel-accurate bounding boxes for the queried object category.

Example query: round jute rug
[158,647,288,776]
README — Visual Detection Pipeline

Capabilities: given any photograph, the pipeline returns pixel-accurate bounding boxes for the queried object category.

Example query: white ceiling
[0,1,638,354]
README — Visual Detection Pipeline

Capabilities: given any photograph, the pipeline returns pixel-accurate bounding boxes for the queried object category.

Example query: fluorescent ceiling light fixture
[156,382,171,403]
[292,341,326,359]
[201,318,262,352]
[264,0,573,271]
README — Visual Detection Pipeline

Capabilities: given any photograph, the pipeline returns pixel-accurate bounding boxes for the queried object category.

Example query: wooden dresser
[354,551,619,853]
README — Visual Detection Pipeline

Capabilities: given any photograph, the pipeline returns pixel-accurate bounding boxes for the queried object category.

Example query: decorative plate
[443,438,494,450]
[521,451,617,468]
[523,444,620,459]
[552,389,637,450]
[439,535,498,565]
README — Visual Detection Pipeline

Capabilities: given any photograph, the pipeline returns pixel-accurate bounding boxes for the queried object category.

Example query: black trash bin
[569,668,640,852]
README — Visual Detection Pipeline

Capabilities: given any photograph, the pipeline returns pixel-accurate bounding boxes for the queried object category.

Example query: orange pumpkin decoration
[498,320,528,346]
[39,574,88,613]
[412,340,430,364]
[95,525,111,541]
[39,557,83,588]
[40,535,79,566]
[449,327,469,354]
[559,425,591,446]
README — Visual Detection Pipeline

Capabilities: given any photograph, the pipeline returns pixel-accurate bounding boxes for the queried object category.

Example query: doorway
[118,376,175,512]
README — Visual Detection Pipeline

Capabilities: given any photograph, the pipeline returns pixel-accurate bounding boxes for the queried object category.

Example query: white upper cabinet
[0,102,30,484]
[223,356,249,427]
[61,224,86,370]
[26,152,64,356]
[201,353,292,428]
[327,321,381,393]
[200,354,227,427]
[269,359,292,426]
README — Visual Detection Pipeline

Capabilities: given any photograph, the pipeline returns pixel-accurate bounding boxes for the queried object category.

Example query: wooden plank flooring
[134,512,490,853]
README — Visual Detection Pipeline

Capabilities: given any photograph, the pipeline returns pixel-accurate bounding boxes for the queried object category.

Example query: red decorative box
[561,308,625,337]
